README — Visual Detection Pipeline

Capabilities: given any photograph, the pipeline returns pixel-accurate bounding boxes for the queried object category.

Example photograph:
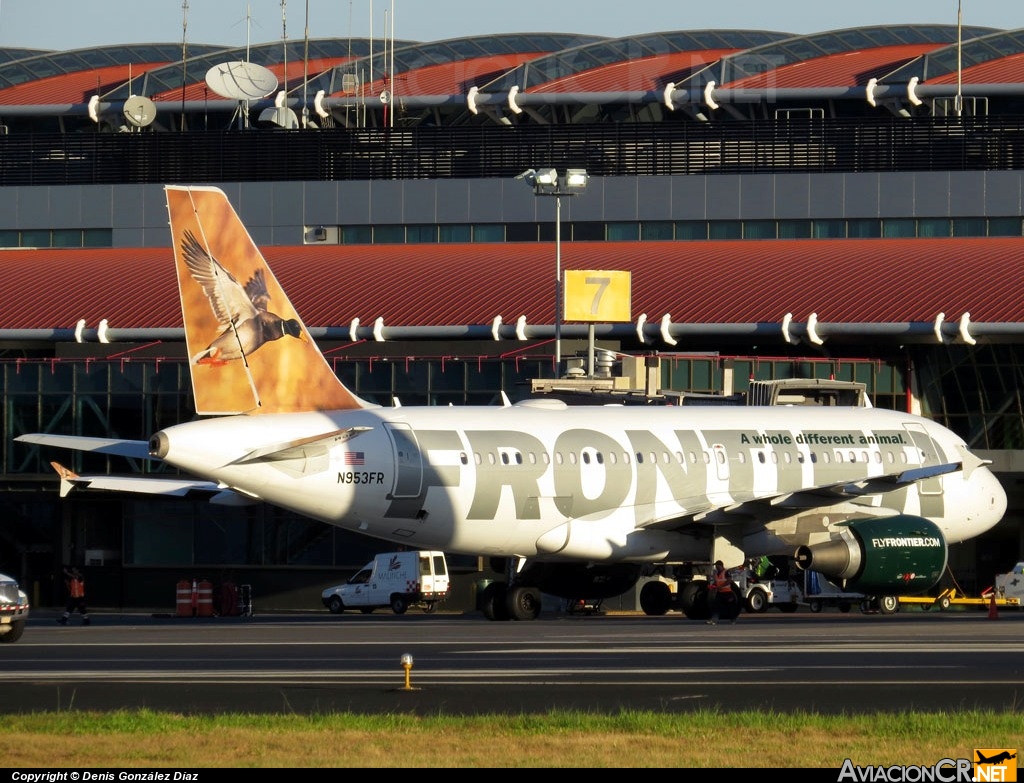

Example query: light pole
[516,167,589,375]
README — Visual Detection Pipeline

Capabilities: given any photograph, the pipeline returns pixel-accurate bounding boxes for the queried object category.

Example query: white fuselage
[153,400,1006,562]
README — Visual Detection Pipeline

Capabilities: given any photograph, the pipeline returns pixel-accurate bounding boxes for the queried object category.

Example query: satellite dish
[123,96,156,127]
[205,61,279,101]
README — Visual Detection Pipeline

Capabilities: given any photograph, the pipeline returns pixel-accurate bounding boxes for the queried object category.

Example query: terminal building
[1,20,1024,610]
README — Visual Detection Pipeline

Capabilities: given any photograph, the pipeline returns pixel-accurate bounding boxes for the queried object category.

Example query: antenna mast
[181,0,189,130]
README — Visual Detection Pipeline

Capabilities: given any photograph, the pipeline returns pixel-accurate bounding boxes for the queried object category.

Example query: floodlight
[533,168,558,187]
[564,168,589,190]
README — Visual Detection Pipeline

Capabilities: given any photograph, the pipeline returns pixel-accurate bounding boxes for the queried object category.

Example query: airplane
[976,751,1016,765]
[15,185,1008,621]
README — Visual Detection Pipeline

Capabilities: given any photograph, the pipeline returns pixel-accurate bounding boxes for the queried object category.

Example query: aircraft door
[385,423,423,498]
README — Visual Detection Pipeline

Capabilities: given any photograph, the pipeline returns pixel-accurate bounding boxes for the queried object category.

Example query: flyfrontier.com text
[838,758,973,782]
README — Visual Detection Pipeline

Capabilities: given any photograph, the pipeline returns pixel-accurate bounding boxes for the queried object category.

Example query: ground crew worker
[706,560,738,625]
[58,566,90,626]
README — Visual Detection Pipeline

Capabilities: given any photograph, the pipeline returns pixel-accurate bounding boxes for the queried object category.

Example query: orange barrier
[175,579,194,617]
[988,591,999,620]
[196,579,214,617]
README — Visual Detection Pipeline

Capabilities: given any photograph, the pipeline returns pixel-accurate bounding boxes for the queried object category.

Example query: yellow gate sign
[564,270,631,322]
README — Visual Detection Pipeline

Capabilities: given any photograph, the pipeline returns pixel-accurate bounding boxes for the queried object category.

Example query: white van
[321,550,449,615]
[0,572,30,643]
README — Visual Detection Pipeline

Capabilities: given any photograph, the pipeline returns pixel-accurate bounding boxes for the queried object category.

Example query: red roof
[2,237,1022,332]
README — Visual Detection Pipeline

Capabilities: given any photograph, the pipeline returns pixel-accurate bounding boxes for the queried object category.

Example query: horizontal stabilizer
[16,433,152,460]
[47,461,233,499]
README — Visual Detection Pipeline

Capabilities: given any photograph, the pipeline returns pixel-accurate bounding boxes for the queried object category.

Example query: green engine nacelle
[794,515,947,594]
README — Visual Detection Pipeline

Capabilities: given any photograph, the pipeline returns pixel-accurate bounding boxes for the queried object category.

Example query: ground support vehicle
[322,550,449,615]
[733,570,802,614]
[899,563,1023,611]
[800,570,884,613]
[898,588,1021,611]
[0,572,30,643]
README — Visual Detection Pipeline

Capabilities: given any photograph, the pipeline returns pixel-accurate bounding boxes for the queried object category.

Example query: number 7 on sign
[563,270,631,322]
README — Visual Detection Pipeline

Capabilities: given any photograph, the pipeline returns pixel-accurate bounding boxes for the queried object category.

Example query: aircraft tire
[327,595,345,614]
[390,595,409,615]
[679,581,710,620]
[507,586,543,621]
[639,580,673,615]
[480,582,511,621]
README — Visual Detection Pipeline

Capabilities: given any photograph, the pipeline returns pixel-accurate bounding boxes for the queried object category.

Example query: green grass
[7,709,1022,767]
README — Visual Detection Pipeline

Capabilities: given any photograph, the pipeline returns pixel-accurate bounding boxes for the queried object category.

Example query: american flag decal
[345,451,365,465]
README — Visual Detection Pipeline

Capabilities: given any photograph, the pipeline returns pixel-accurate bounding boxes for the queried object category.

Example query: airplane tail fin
[165,185,373,415]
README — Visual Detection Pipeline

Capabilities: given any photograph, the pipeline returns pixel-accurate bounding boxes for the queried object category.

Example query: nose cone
[965,466,1007,541]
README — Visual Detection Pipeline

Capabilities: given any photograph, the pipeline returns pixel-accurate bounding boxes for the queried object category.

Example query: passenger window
[583,452,591,464]
[460,452,469,464]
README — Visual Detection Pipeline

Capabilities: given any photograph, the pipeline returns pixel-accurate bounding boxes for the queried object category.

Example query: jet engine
[794,515,947,594]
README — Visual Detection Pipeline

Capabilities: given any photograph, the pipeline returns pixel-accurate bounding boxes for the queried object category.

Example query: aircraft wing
[15,433,152,460]
[645,460,965,528]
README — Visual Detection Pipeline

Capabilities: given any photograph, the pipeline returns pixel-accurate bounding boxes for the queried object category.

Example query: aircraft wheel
[879,595,900,615]
[746,588,769,614]
[507,586,542,621]
[480,582,510,621]
[679,581,710,620]
[808,599,823,613]
[390,595,409,615]
[360,607,374,614]
[639,580,673,615]
[327,595,345,614]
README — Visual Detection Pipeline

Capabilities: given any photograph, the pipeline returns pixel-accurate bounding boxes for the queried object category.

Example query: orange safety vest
[712,570,732,593]
[68,576,85,599]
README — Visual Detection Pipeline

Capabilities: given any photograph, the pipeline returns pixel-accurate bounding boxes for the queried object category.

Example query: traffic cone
[987,591,999,620]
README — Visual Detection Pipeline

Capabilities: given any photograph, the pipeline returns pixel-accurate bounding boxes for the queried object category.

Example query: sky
[1,0,1023,51]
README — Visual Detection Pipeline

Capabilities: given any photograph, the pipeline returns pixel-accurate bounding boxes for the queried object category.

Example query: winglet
[165,185,375,415]
[50,461,80,498]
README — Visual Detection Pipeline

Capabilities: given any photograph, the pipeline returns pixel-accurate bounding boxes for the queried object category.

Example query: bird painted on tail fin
[180,229,303,365]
